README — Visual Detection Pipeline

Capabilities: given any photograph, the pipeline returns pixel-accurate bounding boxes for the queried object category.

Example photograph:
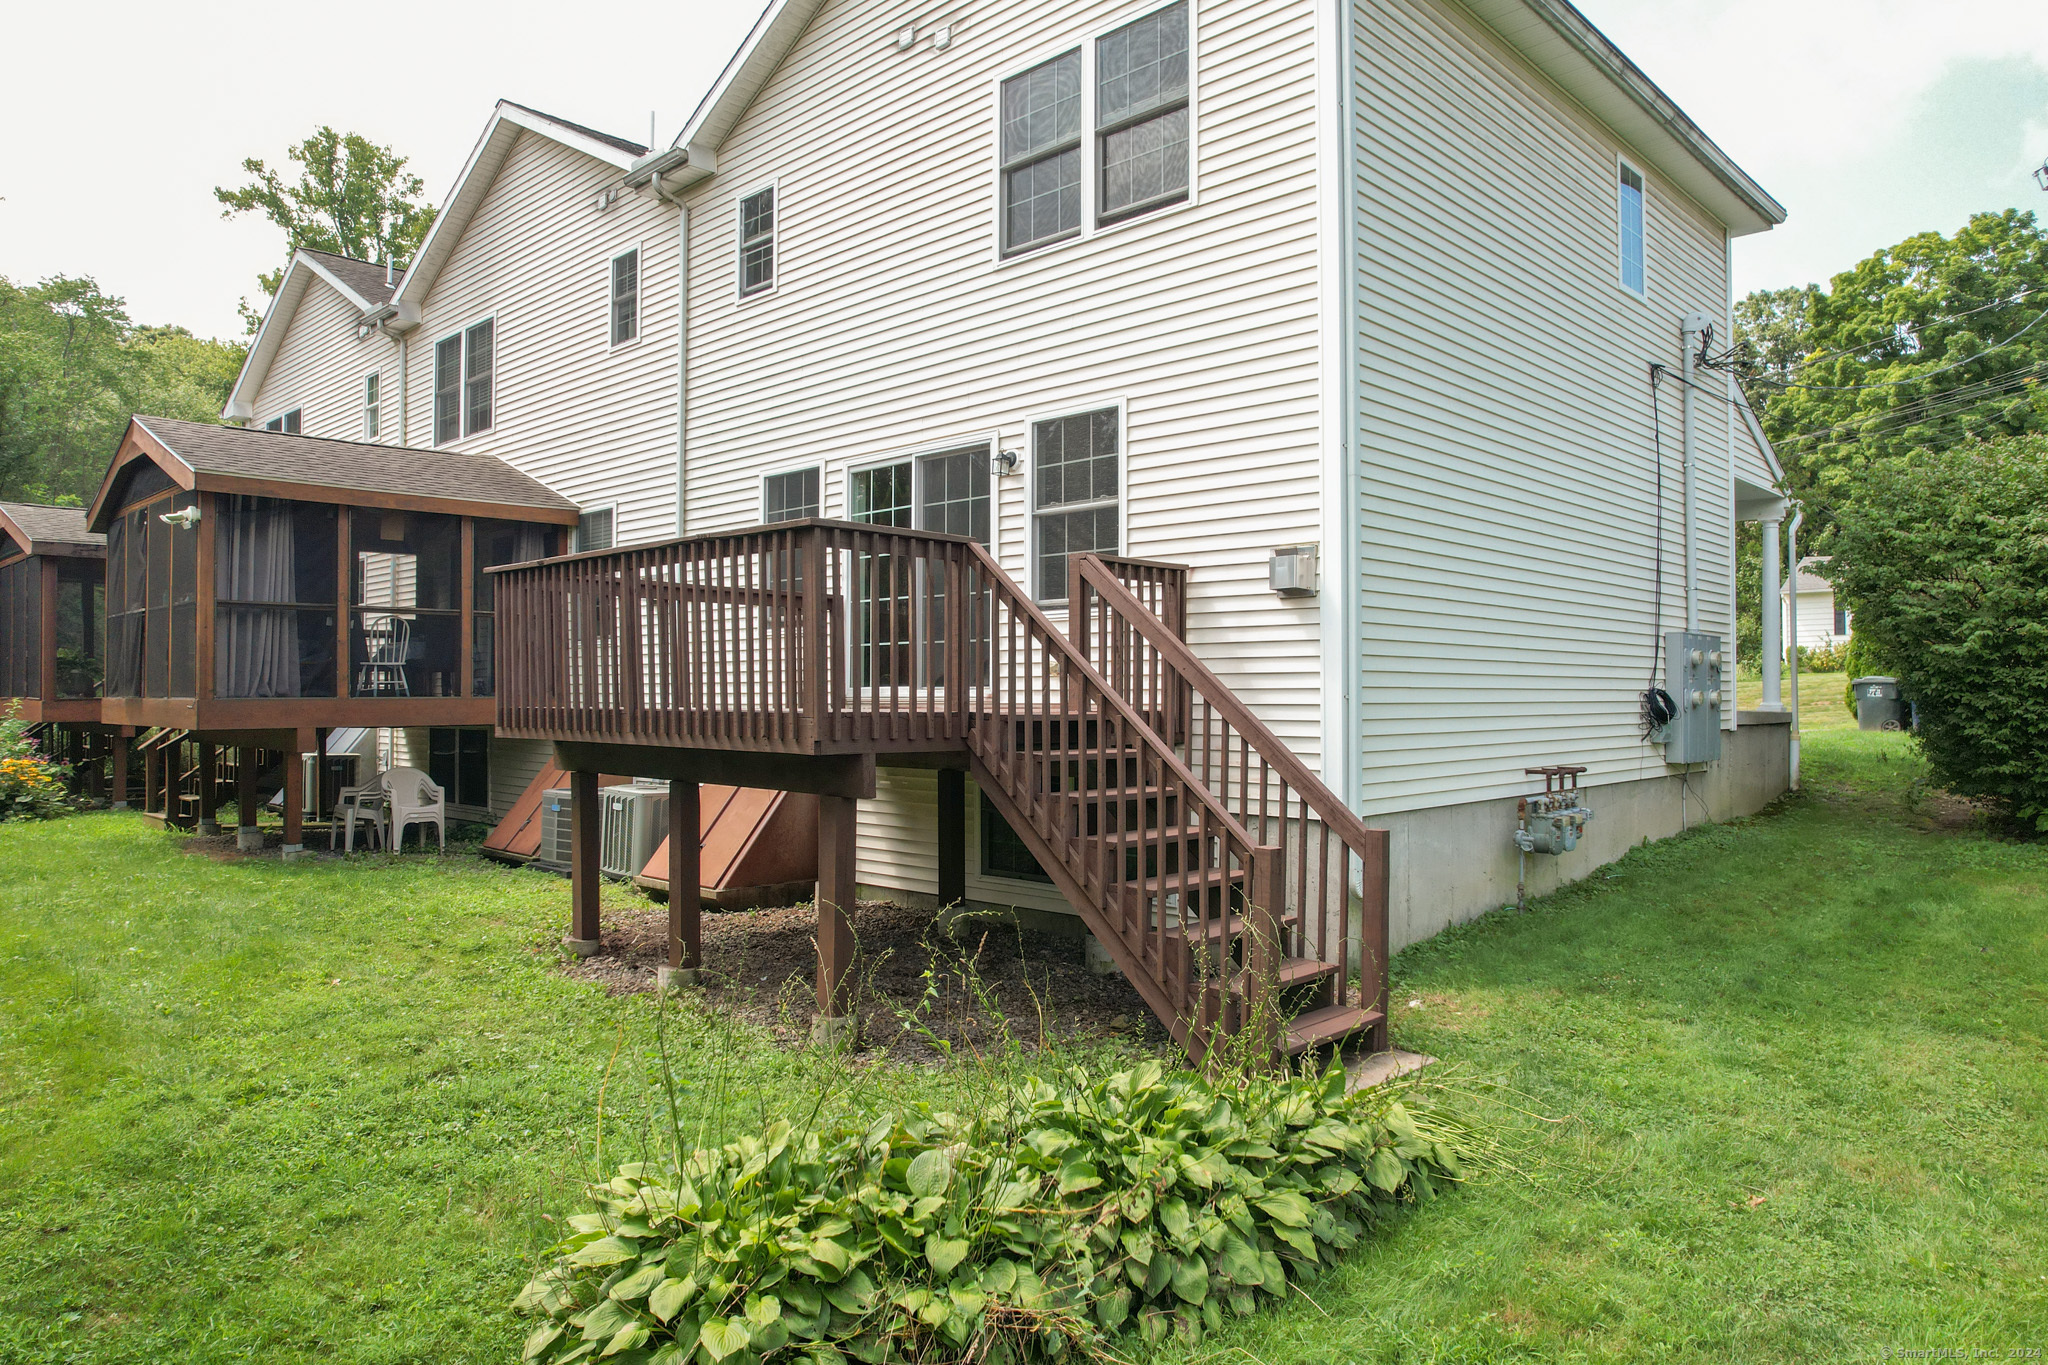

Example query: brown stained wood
[667,780,701,970]
[282,744,304,848]
[570,770,600,944]
[236,744,259,829]
[37,557,58,703]
[936,767,966,908]
[815,792,858,1020]
[459,517,475,698]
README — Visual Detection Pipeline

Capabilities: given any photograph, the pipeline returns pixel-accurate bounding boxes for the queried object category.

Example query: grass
[3,714,2044,1363]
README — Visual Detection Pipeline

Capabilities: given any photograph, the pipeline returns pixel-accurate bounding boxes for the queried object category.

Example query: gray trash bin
[1853,675,1903,731]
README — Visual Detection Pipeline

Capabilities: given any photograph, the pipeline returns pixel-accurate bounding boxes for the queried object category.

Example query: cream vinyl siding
[675,0,1328,903]
[1348,0,1739,815]
[402,131,679,546]
[249,279,397,439]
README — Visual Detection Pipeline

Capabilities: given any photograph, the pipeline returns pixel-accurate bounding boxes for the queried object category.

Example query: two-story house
[216,0,1791,1059]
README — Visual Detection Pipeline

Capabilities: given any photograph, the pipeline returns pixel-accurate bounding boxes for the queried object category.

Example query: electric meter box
[1661,630,1723,764]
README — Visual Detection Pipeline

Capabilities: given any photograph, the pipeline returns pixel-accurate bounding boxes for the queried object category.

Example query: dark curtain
[215,497,301,698]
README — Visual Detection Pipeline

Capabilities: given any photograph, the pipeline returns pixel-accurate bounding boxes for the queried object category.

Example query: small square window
[763,467,820,522]
[576,506,614,552]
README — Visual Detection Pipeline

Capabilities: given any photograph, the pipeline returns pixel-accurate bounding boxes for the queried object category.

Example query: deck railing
[1068,553,1390,1050]
[492,521,1290,1059]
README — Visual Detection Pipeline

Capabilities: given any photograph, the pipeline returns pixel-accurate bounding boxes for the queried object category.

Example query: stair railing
[956,542,1285,1062]
[1069,555,1390,1050]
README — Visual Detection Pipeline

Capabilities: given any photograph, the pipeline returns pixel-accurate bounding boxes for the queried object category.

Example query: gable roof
[391,101,649,312]
[1791,557,1833,596]
[88,416,582,532]
[223,247,398,422]
[0,501,104,560]
[668,0,1782,234]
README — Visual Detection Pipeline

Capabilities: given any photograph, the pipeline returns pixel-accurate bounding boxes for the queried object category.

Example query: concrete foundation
[280,843,309,861]
[236,825,263,852]
[1380,712,1793,950]
[561,936,602,958]
[196,819,219,836]
[1084,934,1121,977]
[811,1013,858,1048]
[657,965,699,992]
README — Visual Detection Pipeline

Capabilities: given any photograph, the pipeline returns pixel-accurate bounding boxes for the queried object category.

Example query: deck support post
[196,743,219,834]
[109,731,130,809]
[663,780,702,985]
[813,792,859,1042]
[236,745,262,852]
[143,743,162,819]
[565,769,602,957]
[936,769,966,909]
[281,747,306,859]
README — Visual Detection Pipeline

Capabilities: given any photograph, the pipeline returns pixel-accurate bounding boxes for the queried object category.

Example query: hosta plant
[514,1058,1466,1364]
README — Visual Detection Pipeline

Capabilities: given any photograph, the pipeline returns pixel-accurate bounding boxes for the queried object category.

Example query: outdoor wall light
[159,506,202,530]
[994,449,1021,475]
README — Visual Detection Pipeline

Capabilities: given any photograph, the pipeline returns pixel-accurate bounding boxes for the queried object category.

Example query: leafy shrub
[0,705,71,821]
[1797,639,1851,674]
[514,1059,1466,1364]
[1829,435,2048,829]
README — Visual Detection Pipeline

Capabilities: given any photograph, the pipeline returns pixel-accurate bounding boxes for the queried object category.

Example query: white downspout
[675,202,690,534]
[1786,506,1803,789]
[396,334,408,446]
[1759,511,1783,709]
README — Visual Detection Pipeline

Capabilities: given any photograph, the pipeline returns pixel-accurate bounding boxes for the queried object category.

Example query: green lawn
[3,716,2045,1363]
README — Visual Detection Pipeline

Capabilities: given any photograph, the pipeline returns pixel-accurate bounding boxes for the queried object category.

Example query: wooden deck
[492,521,1391,1066]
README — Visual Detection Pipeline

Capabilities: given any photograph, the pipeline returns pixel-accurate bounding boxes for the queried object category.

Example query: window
[351,509,460,698]
[471,520,550,697]
[982,791,1051,883]
[1833,606,1850,636]
[739,187,776,296]
[1096,3,1190,221]
[264,409,302,435]
[1032,407,1120,600]
[363,373,380,440]
[849,448,992,688]
[576,505,614,552]
[1001,50,1082,252]
[1000,1,1190,256]
[763,467,820,522]
[434,320,494,444]
[426,727,491,810]
[1618,162,1646,296]
[611,248,639,344]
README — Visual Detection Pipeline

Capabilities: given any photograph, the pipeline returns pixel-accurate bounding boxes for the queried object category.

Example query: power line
[1768,357,2048,452]
[1742,285,2045,379]
[1752,302,2048,392]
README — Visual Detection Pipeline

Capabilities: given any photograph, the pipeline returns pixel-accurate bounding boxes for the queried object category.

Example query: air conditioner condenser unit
[601,783,672,880]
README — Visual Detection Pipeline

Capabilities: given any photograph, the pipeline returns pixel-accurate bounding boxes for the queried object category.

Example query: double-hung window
[1001,1,1190,256]
[610,248,639,344]
[739,188,776,296]
[1096,3,1190,221]
[434,319,495,444]
[763,467,821,522]
[1000,50,1083,253]
[1618,162,1646,296]
[363,373,380,440]
[1032,407,1120,601]
[264,409,302,435]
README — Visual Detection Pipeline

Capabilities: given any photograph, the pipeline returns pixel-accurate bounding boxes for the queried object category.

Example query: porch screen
[214,495,338,698]
[471,520,548,698]
[352,510,459,697]
[0,558,38,700]
[54,558,103,698]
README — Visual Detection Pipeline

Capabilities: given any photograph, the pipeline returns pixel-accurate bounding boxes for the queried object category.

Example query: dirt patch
[562,898,1170,1061]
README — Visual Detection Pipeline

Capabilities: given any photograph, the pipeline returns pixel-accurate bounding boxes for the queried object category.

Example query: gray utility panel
[1661,630,1723,764]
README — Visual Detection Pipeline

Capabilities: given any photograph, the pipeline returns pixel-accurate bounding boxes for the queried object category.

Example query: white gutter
[1786,506,1803,789]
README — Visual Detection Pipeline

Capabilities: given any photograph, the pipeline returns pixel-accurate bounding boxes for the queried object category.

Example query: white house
[224,0,1792,971]
[1784,556,1848,651]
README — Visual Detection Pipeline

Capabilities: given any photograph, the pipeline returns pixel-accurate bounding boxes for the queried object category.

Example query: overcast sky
[2,0,2044,341]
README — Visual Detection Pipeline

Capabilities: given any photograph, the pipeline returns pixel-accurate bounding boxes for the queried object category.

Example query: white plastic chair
[384,766,447,853]
[331,775,386,853]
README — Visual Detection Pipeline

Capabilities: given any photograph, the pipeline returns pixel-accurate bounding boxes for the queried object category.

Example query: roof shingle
[130,416,579,518]
[0,501,103,551]
[300,248,404,305]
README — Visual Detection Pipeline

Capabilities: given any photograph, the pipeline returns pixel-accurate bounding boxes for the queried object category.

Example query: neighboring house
[216,0,1794,1051]
[1784,557,1849,649]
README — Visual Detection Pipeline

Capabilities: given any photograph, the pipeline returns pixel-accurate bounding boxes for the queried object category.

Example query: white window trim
[989,0,1200,267]
[1023,397,1129,606]
[1616,155,1649,302]
[607,242,644,350]
[734,179,780,303]
[760,463,824,522]
[575,501,617,552]
[429,313,497,448]
[264,407,304,434]
[362,371,381,441]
